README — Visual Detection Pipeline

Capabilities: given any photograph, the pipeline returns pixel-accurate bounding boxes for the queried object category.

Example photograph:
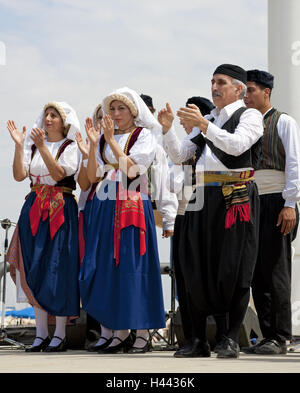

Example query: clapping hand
[85,117,100,146]
[76,131,90,159]
[7,120,26,146]
[158,103,174,134]
[30,128,46,148]
[102,114,115,143]
[177,104,203,128]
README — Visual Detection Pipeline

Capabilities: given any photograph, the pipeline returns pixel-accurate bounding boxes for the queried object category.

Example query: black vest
[251,108,285,171]
[191,106,253,169]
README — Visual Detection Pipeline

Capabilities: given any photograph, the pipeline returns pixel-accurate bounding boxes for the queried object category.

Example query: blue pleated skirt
[79,181,166,330]
[18,192,80,316]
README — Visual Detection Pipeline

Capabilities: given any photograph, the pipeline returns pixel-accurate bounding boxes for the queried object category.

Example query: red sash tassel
[114,183,146,266]
[29,184,65,239]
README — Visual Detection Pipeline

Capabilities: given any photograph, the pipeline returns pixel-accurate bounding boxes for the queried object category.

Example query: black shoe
[217,337,239,358]
[174,338,211,358]
[213,335,228,353]
[254,339,287,355]
[87,336,113,352]
[241,338,269,354]
[98,334,134,354]
[44,336,67,352]
[25,336,51,352]
[127,335,152,354]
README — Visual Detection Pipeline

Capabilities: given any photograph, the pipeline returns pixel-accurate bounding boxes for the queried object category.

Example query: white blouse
[151,144,178,231]
[23,139,79,186]
[96,128,157,181]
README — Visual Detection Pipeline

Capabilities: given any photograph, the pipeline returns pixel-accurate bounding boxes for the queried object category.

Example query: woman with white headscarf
[79,87,165,354]
[6,102,81,352]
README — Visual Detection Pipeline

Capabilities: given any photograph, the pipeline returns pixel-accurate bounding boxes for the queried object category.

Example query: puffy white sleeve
[74,149,83,182]
[277,114,300,207]
[168,164,185,194]
[205,108,263,155]
[128,128,157,171]
[96,140,106,178]
[151,145,178,231]
[57,141,80,177]
[162,125,198,164]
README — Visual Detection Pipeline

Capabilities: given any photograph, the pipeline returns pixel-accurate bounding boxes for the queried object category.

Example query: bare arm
[7,120,27,182]
[77,163,91,191]
[75,131,91,191]
[85,118,101,184]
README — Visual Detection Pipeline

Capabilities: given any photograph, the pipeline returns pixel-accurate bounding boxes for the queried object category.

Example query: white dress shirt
[254,107,300,208]
[163,99,263,172]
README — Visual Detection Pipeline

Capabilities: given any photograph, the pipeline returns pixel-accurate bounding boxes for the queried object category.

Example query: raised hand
[85,117,100,146]
[7,120,26,146]
[76,131,89,159]
[158,103,174,134]
[30,128,46,148]
[177,104,204,128]
[102,114,115,143]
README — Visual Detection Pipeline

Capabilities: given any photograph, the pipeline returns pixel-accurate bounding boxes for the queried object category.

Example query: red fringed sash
[204,170,254,229]
[114,182,146,266]
[29,184,66,239]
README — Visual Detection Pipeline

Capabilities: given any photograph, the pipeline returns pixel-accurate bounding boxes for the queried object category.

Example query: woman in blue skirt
[79,87,165,354]
[7,102,81,352]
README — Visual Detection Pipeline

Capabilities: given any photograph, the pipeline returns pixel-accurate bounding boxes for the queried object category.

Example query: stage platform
[0,346,299,374]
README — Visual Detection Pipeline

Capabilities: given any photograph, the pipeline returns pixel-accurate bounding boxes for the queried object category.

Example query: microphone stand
[0,218,26,349]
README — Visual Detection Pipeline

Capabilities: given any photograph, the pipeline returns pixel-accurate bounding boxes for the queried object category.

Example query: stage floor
[0,346,299,374]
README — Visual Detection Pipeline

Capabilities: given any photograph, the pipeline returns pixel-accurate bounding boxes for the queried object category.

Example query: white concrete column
[268,0,300,335]
[268,0,300,255]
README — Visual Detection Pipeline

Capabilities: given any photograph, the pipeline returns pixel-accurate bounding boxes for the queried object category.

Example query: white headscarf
[24,101,80,157]
[102,87,162,138]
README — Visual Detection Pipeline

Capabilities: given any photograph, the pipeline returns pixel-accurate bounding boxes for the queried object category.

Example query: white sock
[109,329,130,347]
[95,325,113,347]
[32,307,49,347]
[133,330,150,348]
[49,316,67,347]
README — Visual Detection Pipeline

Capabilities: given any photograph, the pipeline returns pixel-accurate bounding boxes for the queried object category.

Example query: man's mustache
[212,91,222,97]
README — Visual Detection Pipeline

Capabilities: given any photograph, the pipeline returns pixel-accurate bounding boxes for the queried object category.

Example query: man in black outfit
[159,64,263,358]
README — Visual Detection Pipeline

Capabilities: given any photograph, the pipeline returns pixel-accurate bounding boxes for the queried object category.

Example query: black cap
[247,69,274,89]
[140,94,154,109]
[186,96,215,116]
[213,63,247,85]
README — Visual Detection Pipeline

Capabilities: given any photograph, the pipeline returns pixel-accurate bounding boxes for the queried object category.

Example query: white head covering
[102,87,162,137]
[24,101,80,157]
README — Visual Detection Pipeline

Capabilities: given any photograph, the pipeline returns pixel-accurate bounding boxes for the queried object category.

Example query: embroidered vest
[191,107,253,169]
[30,139,76,190]
[251,108,285,171]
